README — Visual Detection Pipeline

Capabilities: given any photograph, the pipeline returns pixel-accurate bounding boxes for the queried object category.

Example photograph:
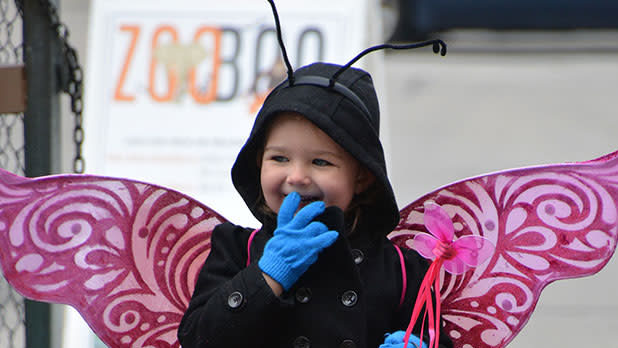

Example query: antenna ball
[432,42,440,54]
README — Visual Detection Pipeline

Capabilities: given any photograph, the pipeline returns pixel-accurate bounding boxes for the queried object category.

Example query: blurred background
[384,2,618,346]
[1,0,617,347]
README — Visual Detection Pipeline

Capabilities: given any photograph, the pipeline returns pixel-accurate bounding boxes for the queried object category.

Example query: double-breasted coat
[178,221,453,348]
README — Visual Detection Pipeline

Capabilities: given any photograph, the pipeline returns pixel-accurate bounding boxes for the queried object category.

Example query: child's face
[260,112,370,214]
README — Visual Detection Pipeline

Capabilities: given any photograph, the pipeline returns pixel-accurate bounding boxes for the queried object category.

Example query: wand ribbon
[404,202,495,348]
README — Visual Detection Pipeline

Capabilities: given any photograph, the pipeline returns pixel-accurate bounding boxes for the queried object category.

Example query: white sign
[84,0,374,227]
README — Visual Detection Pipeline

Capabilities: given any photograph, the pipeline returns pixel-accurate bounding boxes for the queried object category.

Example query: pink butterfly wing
[389,150,618,348]
[0,168,226,348]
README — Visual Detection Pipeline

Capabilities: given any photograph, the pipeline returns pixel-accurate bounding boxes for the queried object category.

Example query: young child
[177,62,452,348]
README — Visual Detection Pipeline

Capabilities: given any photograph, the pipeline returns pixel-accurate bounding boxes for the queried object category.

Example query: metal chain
[14,0,85,173]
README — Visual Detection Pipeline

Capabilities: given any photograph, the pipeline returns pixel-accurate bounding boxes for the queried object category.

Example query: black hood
[231,62,399,236]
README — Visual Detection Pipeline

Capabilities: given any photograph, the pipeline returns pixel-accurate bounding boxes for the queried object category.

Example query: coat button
[340,339,357,348]
[293,336,310,348]
[227,291,243,309]
[295,287,312,304]
[341,290,358,307]
[351,249,364,264]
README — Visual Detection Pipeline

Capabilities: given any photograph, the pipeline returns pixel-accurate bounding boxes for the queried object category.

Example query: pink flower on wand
[404,202,495,348]
[413,202,495,274]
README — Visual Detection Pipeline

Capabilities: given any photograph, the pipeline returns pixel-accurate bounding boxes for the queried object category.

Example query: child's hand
[258,192,339,291]
[379,331,422,348]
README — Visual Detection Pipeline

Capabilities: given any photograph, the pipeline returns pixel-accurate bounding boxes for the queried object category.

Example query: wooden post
[0,65,26,113]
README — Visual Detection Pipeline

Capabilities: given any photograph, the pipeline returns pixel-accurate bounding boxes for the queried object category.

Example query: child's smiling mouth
[287,193,323,209]
[299,195,320,203]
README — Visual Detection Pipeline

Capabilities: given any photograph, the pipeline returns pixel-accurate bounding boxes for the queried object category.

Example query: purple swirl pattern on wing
[0,170,224,348]
[390,152,618,348]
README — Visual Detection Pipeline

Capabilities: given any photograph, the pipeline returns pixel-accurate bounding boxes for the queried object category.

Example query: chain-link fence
[0,0,24,173]
[1,0,87,346]
[0,0,26,347]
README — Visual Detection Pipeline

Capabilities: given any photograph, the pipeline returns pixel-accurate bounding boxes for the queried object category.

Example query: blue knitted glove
[379,331,422,348]
[258,192,339,291]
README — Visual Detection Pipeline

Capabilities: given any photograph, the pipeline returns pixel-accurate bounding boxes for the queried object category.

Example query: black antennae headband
[266,0,447,120]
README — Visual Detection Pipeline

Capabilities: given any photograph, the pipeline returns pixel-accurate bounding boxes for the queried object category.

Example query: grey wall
[386,32,618,347]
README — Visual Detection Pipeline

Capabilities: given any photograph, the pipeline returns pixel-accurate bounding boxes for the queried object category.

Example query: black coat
[178,221,453,348]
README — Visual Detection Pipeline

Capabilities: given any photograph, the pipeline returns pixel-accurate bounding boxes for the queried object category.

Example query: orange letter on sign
[149,25,179,102]
[114,25,140,102]
[188,26,222,105]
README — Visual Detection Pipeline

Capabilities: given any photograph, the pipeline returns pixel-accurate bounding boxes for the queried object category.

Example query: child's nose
[286,164,311,186]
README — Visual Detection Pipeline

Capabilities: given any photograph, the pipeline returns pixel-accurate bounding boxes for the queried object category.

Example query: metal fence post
[22,0,63,346]
[23,0,62,177]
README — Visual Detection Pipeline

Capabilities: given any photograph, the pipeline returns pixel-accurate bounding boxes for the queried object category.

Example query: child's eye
[312,158,331,166]
[271,155,288,163]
